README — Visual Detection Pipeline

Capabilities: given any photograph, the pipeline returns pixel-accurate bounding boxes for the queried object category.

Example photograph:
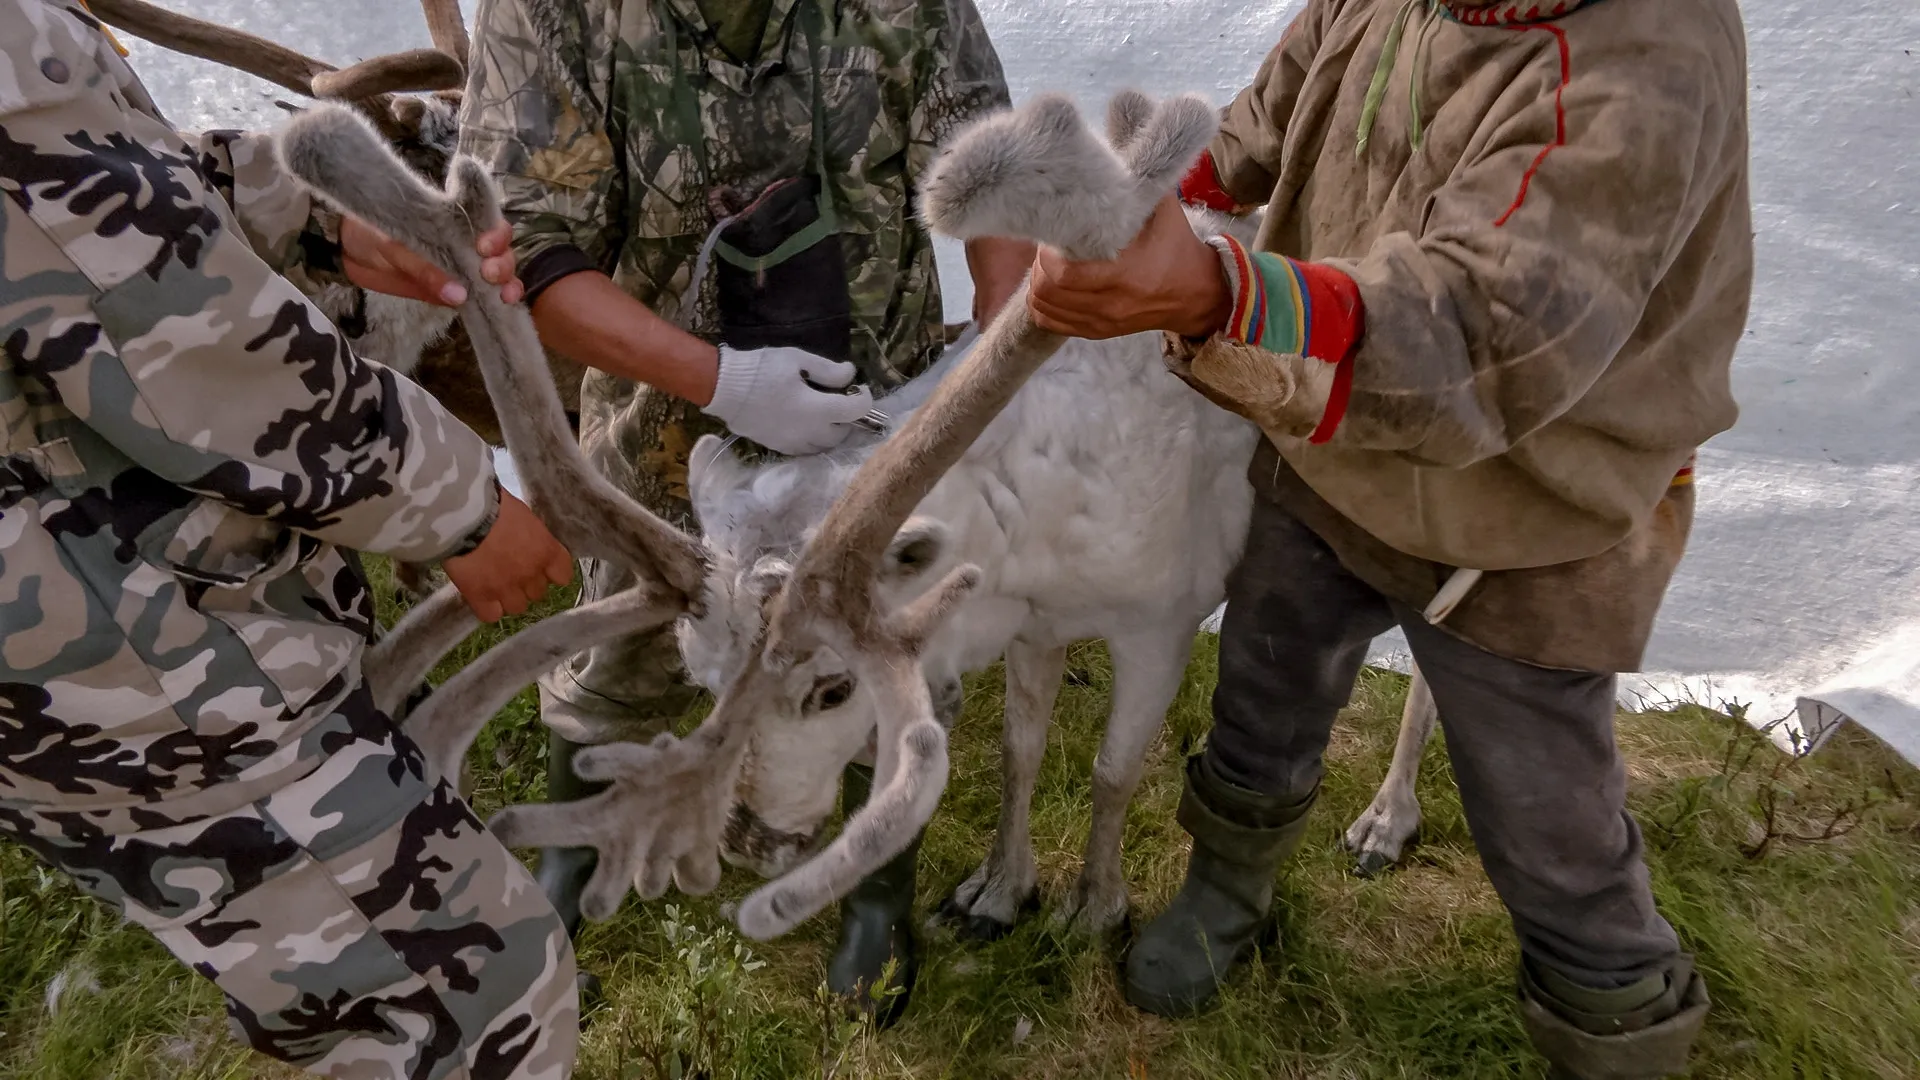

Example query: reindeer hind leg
[1344,663,1437,877]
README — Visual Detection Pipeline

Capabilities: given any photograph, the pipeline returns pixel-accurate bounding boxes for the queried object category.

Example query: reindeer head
[673,427,976,877]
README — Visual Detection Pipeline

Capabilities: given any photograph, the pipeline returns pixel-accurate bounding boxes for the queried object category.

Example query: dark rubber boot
[1125,753,1314,1017]
[826,762,923,1030]
[536,730,605,1013]
[1520,954,1710,1080]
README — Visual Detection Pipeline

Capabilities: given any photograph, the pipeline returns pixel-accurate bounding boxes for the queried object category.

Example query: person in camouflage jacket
[458,0,1033,1025]
[1,2,580,1075]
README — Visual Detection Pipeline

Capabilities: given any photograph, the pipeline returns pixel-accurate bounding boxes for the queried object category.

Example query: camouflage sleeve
[4,105,499,564]
[906,0,1013,183]
[457,0,625,298]
[188,128,347,286]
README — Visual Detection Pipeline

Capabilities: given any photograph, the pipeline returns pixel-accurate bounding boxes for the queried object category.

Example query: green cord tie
[1357,0,1443,157]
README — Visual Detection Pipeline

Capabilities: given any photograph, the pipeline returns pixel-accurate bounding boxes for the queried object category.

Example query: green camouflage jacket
[458,0,1011,388]
[0,0,498,838]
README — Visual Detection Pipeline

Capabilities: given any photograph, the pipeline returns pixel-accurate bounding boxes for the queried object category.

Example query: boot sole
[1121,918,1280,1018]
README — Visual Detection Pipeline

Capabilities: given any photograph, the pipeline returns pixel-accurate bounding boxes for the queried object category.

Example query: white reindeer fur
[679,209,1262,932]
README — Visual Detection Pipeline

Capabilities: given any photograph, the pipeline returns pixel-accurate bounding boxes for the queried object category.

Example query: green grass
[3,561,1917,1079]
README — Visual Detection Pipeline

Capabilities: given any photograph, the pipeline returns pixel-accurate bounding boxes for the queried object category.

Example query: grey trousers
[1208,493,1682,990]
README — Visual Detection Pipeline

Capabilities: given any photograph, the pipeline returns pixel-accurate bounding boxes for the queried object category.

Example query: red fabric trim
[1309,350,1358,444]
[1178,152,1240,214]
[1295,260,1363,363]
[1298,261,1363,444]
[1447,0,1581,26]
[1493,23,1570,227]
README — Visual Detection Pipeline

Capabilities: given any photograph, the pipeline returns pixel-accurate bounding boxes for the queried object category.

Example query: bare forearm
[966,237,1037,325]
[529,271,720,405]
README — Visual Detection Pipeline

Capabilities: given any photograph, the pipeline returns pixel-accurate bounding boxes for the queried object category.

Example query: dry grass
[2,563,1917,1079]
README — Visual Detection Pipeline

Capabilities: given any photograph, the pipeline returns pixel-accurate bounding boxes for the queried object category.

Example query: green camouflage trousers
[536,373,735,745]
[1,683,578,1079]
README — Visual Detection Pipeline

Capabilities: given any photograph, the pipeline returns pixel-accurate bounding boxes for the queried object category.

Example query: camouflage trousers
[536,371,742,745]
[1,683,578,1079]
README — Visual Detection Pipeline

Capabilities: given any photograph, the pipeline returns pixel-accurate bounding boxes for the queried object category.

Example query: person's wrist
[1170,244,1234,341]
[699,343,744,415]
[443,477,504,562]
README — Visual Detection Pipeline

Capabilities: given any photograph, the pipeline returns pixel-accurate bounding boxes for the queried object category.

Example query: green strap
[1406,0,1442,151]
[712,0,840,273]
[714,202,837,272]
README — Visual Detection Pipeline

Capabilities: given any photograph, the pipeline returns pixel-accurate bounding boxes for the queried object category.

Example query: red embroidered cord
[1493,23,1570,227]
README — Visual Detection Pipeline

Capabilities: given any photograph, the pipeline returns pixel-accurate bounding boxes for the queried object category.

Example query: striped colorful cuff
[1178,152,1240,214]
[1207,235,1364,443]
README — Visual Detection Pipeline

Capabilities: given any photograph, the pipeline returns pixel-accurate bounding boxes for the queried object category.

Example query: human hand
[966,236,1038,327]
[442,490,574,622]
[341,215,525,307]
[1028,194,1232,341]
[700,345,876,456]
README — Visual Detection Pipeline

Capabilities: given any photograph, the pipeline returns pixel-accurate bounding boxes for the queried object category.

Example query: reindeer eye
[806,675,855,713]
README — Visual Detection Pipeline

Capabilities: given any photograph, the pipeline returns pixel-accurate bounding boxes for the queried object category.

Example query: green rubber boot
[1125,754,1314,1017]
[826,762,923,1030]
[536,729,605,1013]
[1520,954,1710,1079]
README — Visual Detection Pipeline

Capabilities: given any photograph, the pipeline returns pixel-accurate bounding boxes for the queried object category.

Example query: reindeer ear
[746,555,794,602]
[688,435,751,527]
[882,517,949,583]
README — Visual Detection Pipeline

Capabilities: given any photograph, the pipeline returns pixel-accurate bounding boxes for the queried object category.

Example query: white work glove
[702,345,876,456]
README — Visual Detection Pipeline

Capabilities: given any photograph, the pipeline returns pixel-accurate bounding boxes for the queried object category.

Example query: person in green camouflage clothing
[458,0,1033,1026]
[1,2,580,1075]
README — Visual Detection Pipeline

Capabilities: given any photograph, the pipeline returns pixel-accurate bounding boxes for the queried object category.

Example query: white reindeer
[273,83,1442,959]
[671,252,1259,935]
[667,149,1452,933]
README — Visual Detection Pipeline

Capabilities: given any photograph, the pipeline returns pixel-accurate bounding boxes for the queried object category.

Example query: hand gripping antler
[274,105,706,782]
[486,90,1219,937]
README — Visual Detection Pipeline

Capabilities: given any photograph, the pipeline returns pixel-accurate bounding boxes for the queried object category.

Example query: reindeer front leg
[941,639,1064,940]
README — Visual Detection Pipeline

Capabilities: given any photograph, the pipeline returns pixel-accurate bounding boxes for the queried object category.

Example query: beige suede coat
[1176,0,1752,671]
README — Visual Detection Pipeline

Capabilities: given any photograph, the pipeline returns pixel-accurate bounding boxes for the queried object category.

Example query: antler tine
[421,0,473,73]
[406,585,686,785]
[310,50,465,101]
[276,108,708,601]
[87,0,332,98]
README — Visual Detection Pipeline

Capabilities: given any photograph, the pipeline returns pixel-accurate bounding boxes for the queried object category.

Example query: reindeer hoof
[1352,849,1398,878]
[1057,877,1131,940]
[1343,810,1419,878]
[936,887,1039,942]
[576,971,605,1027]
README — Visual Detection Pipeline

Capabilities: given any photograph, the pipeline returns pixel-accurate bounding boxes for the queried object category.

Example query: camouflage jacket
[458,0,1011,389]
[0,0,499,837]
